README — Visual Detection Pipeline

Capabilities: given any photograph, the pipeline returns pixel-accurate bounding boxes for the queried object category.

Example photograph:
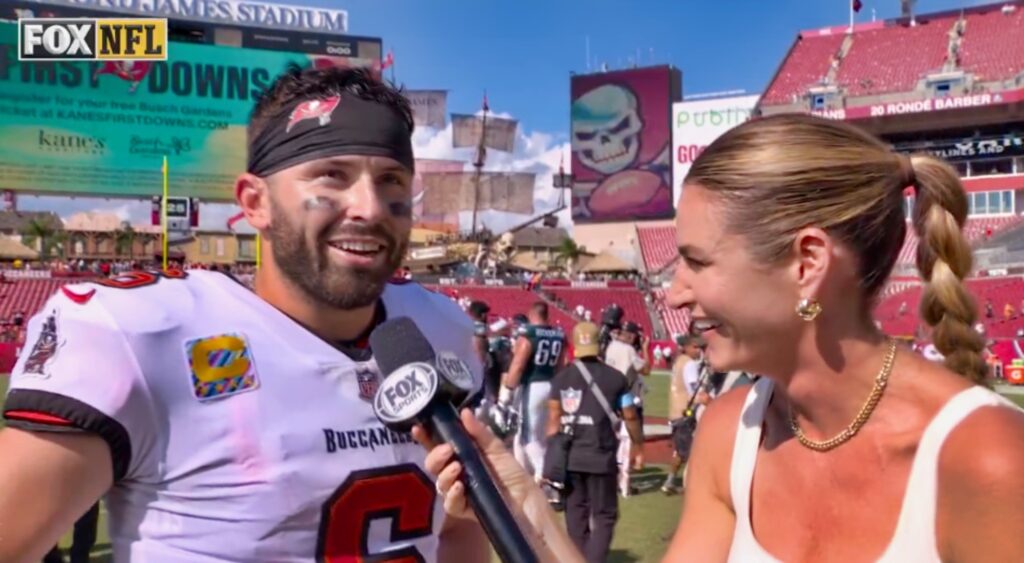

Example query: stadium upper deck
[758,0,1024,135]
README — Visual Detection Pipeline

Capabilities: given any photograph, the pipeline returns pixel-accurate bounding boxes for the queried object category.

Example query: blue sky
[19,0,993,231]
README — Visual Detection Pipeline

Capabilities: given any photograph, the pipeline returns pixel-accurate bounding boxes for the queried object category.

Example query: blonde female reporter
[662,114,1024,562]
[416,114,1024,562]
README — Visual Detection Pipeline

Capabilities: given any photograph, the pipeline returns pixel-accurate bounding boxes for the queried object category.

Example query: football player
[0,66,488,562]
[494,302,566,481]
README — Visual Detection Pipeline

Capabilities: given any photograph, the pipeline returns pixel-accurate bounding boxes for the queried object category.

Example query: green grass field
[3,373,1021,563]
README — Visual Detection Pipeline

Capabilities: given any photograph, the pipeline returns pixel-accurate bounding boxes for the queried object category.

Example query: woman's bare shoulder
[695,382,762,482]
[935,387,1024,559]
[703,382,760,434]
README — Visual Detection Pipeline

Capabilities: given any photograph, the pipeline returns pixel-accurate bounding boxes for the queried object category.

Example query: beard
[265,204,407,310]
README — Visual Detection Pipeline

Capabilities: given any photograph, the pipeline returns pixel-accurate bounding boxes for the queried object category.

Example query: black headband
[247,91,415,177]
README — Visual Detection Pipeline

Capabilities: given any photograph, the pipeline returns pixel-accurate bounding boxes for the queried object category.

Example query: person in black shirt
[546,321,644,562]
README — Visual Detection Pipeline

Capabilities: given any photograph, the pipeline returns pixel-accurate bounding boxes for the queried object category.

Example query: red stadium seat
[960,7,1024,82]
[762,33,847,105]
[837,19,953,97]
[874,276,1024,338]
[652,288,690,338]
[636,226,678,273]
[424,285,575,331]
[0,278,72,320]
[896,216,1023,266]
[547,288,654,335]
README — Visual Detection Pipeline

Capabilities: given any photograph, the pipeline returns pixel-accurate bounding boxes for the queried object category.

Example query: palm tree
[20,217,65,260]
[114,221,137,260]
[554,237,586,275]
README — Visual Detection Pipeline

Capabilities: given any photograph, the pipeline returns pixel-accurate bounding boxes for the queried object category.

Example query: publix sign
[671,94,759,207]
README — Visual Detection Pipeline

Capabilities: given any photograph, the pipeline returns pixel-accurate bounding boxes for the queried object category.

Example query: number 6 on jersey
[317,464,436,563]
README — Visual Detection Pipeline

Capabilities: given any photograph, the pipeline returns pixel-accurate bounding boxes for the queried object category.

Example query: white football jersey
[3,269,482,562]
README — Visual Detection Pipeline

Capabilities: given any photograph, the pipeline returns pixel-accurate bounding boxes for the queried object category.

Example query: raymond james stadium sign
[20,0,347,33]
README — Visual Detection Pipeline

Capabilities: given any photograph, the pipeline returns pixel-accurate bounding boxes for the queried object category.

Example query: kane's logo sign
[18,18,168,61]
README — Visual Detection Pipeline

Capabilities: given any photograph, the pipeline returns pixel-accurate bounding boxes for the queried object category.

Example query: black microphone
[370,317,538,563]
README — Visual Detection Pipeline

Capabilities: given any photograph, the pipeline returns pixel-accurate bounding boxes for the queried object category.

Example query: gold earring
[795,298,822,321]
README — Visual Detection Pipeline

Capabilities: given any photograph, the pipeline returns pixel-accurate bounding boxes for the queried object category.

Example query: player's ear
[235,172,270,230]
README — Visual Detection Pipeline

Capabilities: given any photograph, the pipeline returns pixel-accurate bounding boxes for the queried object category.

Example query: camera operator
[596,304,623,360]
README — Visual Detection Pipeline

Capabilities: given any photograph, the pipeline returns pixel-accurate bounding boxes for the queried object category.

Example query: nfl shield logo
[356,367,380,402]
[561,388,582,414]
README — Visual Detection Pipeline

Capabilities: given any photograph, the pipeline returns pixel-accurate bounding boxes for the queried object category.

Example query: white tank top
[728,377,1018,562]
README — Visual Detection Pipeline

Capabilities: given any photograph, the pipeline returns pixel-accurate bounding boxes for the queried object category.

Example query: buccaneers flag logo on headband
[285,96,341,133]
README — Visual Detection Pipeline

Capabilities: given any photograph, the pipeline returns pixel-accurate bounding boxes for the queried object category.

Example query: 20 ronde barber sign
[812,89,1024,122]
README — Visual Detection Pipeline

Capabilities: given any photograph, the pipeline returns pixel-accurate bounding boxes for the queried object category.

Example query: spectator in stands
[986,298,994,319]
[1005,302,1015,320]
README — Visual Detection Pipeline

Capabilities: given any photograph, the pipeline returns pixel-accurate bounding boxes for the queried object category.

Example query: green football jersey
[521,324,565,383]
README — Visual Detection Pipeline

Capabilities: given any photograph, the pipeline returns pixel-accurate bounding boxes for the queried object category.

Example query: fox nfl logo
[18,18,168,61]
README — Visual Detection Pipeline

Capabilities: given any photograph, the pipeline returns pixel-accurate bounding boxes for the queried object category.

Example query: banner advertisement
[571,65,680,223]
[421,172,535,215]
[0,21,360,200]
[811,88,1024,121]
[671,94,758,206]
[406,90,447,129]
[451,114,517,152]
[894,134,1024,162]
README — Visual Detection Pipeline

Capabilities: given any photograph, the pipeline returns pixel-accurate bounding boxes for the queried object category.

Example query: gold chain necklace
[788,338,898,452]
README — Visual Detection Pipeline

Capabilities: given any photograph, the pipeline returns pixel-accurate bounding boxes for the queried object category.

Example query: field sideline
[3,373,1021,562]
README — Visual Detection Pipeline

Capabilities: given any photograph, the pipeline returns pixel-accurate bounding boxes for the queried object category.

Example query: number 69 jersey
[520,324,566,384]
[2,270,483,563]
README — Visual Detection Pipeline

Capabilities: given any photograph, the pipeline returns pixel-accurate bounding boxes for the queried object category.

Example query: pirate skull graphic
[572,84,643,175]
